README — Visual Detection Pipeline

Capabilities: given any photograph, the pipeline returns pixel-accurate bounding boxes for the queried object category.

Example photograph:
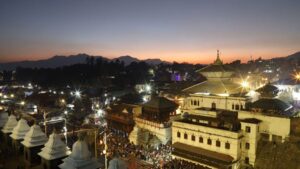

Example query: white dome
[39,132,71,160]
[70,140,91,160]
[1,115,18,134]
[59,137,101,169]
[10,118,30,140]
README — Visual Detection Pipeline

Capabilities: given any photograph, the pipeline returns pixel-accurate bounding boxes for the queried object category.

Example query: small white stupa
[22,124,48,166]
[59,133,101,169]
[0,111,8,128]
[10,118,31,140]
[39,130,71,169]
[22,124,48,147]
[1,114,18,134]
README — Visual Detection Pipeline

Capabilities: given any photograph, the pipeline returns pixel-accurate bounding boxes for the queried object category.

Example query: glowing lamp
[241,81,249,88]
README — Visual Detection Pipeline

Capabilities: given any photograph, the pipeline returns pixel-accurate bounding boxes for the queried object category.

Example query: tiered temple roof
[183,51,247,95]
[39,132,71,160]
[10,118,30,140]
[0,111,8,128]
[21,124,48,148]
[59,135,100,169]
[1,114,18,134]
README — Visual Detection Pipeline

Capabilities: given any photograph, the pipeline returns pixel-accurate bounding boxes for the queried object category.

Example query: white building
[172,53,293,169]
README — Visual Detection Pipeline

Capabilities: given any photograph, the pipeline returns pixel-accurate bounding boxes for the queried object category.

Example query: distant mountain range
[0,54,170,70]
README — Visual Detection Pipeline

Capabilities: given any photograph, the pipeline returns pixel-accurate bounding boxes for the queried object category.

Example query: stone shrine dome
[1,114,18,134]
[59,134,100,169]
[39,131,71,160]
[10,118,31,140]
[22,124,48,148]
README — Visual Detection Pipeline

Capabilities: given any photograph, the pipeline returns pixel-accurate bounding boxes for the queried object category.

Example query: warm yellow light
[10,94,14,98]
[61,99,65,103]
[20,101,25,105]
[295,73,300,80]
[241,81,249,88]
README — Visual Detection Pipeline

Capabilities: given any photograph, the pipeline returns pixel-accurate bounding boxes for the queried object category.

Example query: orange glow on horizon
[0,49,297,65]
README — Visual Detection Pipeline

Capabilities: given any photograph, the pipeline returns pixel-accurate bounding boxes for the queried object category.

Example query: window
[232,104,234,110]
[191,135,195,141]
[197,100,200,106]
[246,142,250,149]
[207,138,212,145]
[191,100,193,105]
[194,100,197,105]
[211,103,216,110]
[199,137,203,143]
[240,142,242,148]
[245,157,249,164]
[225,142,230,149]
[235,104,239,110]
[177,132,181,138]
[216,140,221,147]
[246,126,251,133]
[240,105,243,110]
[184,133,188,139]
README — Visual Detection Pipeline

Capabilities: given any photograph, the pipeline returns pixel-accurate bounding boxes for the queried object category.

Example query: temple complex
[172,52,295,169]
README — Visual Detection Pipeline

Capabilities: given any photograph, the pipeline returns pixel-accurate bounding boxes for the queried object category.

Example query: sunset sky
[0,0,300,64]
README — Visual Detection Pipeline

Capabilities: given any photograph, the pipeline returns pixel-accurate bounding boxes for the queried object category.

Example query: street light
[241,81,249,88]
[75,90,81,98]
[294,73,300,81]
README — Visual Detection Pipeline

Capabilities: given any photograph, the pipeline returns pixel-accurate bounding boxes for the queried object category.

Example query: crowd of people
[105,129,208,169]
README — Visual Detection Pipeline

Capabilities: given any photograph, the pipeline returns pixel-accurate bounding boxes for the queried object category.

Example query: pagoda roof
[183,80,246,95]
[197,64,235,73]
[143,96,178,110]
[21,124,48,148]
[256,84,279,94]
[39,132,71,160]
[10,118,30,140]
[251,98,292,116]
[1,114,18,134]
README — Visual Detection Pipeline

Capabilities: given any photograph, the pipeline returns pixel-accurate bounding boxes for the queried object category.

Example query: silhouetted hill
[286,51,300,60]
[112,55,140,66]
[0,54,104,70]
[0,54,169,70]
